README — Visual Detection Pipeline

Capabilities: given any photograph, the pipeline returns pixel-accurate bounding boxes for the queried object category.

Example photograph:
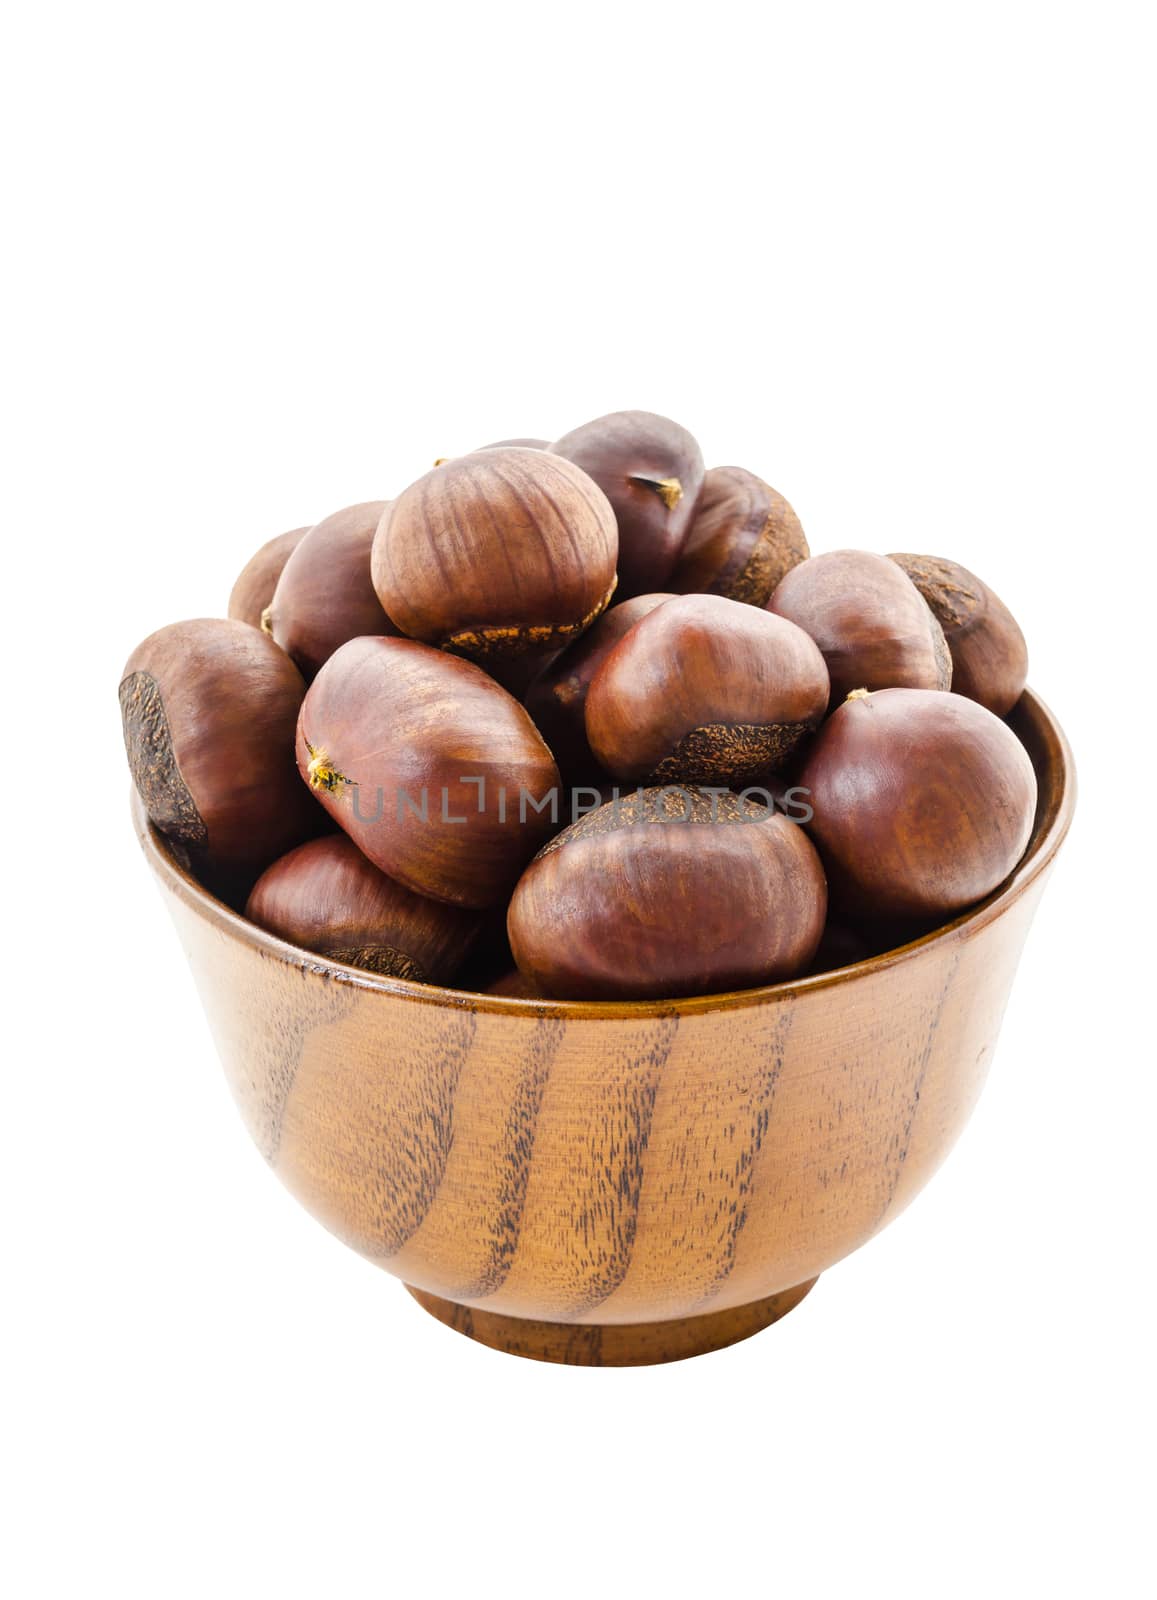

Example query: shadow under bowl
[134,689,1074,1365]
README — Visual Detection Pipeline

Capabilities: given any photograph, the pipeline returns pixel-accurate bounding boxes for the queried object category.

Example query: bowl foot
[404,1278,818,1366]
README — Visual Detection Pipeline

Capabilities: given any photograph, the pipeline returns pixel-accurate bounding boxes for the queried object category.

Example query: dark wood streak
[697,1007,797,1305]
[409,1279,817,1366]
[456,1014,567,1300]
[249,960,362,1163]
[366,1007,480,1257]
[873,947,963,1227]
[568,1014,680,1316]
[424,1297,605,1364]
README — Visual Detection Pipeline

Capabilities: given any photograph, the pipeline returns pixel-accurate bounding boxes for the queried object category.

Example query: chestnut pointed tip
[846,687,871,701]
[630,474,684,511]
[259,604,274,634]
[305,744,348,794]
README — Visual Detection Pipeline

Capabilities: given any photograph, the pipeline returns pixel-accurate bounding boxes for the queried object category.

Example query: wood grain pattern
[407,1278,818,1366]
[133,690,1074,1364]
[391,1011,566,1300]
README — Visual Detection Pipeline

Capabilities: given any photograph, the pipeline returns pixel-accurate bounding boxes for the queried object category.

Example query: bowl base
[405,1278,819,1366]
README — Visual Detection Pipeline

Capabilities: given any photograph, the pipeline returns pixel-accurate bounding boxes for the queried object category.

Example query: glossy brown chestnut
[768,549,952,706]
[671,467,808,605]
[507,787,827,1001]
[523,594,676,782]
[266,501,397,679]
[245,833,477,982]
[585,594,830,785]
[295,635,561,909]
[889,552,1029,717]
[550,410,705,598]
[798,687,1037,923]
[119,618,320,875]
[371,448,618,667]
[227,526,311,629]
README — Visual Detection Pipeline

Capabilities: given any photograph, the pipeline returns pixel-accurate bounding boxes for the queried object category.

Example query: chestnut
[227,526,310,629]
[523,593,676,782]
[798,687,1037,923]
[550,410,705,598]
[507,786,827,1001]
[671,467,808,605]
[584,594,830,785]
[768,549,952,706]
[296,635,560,909]
[266,501,397,680]
[371,448,618,668]
[889,552,1028,717]
[120,618,320,875]
[245,834,477,982]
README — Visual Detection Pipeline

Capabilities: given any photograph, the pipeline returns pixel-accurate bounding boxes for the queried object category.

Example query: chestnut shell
[671,467,808,605]
[550,410,705,599]
[296,635,561,909]
[507,787,827,1001]
[522,593,676,783]
[228,526,310,629]
[246,834,477,983]
[371,448,618,665]
[798,687,1037,923]
[119,618,320,876]
[889,552,1028,717]
[585,594,830,785]
[769,549,952,706]
[267,501,396,679]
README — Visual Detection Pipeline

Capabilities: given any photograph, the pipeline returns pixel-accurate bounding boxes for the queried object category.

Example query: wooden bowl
[133,690,1074,1365]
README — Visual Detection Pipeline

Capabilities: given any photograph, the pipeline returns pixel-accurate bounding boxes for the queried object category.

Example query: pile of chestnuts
[121,410,1037,1002]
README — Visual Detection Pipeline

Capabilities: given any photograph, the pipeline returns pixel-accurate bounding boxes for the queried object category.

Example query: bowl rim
[132,687,1076,1021]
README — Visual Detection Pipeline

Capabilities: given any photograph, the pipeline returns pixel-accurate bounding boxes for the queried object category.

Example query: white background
[4,4,1154,1596]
